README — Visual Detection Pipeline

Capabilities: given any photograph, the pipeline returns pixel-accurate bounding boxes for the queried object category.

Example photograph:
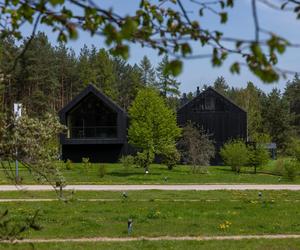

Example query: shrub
[248,144,270,173]
[282,159,299,181]
[82,157,91,169]
[98,164,106,178]
[134,151,154,172]
[287,138,300,162]
[220,140,249,173]
[178,122,215,172]
[119,155,135,170]
[65,159,72,170]
[161,146,180,170]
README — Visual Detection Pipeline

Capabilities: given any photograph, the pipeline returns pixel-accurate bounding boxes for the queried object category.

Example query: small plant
[82,157,91,169]
[134,151,154,172]
[283,159,299,181]
[119,155,135,170]
[220,140,249,173]
[248,144,270,174]
[191,165,208,174]
[146,209,161,219]
[219,220,232,230]
[65,159,72,170]
[98,164,106,178]
[287,138,300,162]
[162,147,180,170]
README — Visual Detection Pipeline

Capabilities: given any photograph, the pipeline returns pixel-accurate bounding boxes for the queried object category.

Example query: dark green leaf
[219,12,228,23]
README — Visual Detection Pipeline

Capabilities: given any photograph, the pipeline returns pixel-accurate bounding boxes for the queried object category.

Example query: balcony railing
[68,126,117,139]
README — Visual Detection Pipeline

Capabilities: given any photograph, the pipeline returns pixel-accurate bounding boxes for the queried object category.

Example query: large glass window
[66,93,118,139]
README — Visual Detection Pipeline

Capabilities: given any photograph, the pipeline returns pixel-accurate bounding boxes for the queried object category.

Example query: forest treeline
[0,32,299,152]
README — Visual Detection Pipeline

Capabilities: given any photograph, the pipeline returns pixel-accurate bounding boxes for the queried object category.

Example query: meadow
[0,160,297,185]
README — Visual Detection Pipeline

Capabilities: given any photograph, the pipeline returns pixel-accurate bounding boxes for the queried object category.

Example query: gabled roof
[59,84,127,119]
[178,86,246,113]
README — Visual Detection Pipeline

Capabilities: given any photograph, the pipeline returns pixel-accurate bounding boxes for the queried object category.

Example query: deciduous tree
[178,122,215,173]
[128,88,181,171]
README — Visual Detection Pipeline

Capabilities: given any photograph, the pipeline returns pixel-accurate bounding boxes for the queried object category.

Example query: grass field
[0,160,299,249]
[0,160,297,185]
[0,190,299,239]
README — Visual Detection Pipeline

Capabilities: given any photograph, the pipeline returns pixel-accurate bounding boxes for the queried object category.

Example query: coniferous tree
[17,32,58,116]
[139,56,156,87]
[155,56,180,97]
[94,49,117,100]
[232,82,264,140]
[54,42,78,109]
[213,76,229,95]
[115,60,142,110]
[262,88,292,151]
[284,74,300,137]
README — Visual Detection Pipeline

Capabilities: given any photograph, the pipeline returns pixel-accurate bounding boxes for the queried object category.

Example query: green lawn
[0,190,299,239]
[1,239,300,250]
[0,161,297,184]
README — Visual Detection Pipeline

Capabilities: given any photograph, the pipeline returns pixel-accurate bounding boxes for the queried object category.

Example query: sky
[21,0,300,94]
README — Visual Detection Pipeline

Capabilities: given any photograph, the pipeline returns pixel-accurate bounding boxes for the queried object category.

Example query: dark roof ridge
[177,86,246,113]
[206,86,247,113]
[58,83,127,117]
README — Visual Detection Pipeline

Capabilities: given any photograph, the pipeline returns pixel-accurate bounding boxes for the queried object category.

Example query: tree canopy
[1,0,300,82]
[128,88,181,170]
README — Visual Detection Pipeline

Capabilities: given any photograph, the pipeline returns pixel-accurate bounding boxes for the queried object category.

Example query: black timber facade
[59,84,129,162]
[177,87,247,163]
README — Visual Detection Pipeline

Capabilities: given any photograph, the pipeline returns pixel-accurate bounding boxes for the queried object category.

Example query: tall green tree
[54,42,78,109]
[139,56,156,87]
[155,56,180,98]
[262,88,292,151]
[232,82,264,141]
[128,88,181,171]
[16,32,58,116]
[284,74,300,137]
[115,60,142,110]
[213,76,229,95]
[94,49,117,100]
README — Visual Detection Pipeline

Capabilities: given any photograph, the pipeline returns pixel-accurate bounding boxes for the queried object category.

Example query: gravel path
[1,234,300,244]
[1,184,300,191]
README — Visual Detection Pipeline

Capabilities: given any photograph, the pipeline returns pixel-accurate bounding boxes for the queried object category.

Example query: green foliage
[0,209,41,241]
[281,159,299,181]
[65,159,72,170]
[82,157,91,169]
[230,82,265,141]
[139,56,156,87]
[155,56,181,97]
[128,88,181,170]
[161,146,180,170]
[178,122,215,173]
[287,138,300,162]
[213,76,229,95]
[0,0,299,81]
[284,74,300,137]
[220,140,249,173]
[261,88,292,151]
[134,151,155,171]
[0,111,65,185]
[98,164,106,178]
[248,144,270,173]
[119,155,135,170]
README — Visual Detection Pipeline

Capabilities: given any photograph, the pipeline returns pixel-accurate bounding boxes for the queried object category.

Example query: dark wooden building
[177,87,247,163]
[59,84,129,162]
[59,85,247,163]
